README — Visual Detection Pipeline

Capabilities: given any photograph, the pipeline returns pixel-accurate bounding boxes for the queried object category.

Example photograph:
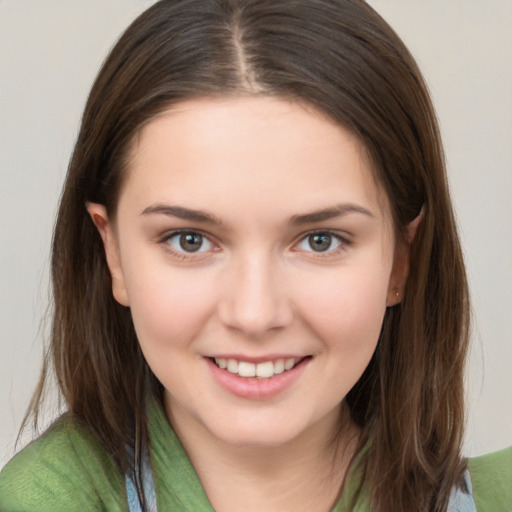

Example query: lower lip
[206,358,310,400]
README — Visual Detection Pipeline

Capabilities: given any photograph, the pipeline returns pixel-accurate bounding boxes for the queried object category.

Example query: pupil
[180,233,202,252]
[310,233,331,252]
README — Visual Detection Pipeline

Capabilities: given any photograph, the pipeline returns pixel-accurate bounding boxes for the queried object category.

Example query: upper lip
[205,354,309,363]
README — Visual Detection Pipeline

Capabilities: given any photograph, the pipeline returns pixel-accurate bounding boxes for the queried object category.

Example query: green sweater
[1,401,510,511]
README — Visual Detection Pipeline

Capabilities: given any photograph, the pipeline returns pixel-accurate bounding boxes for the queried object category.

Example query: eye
[165,231,215,253]
[296,232,344,253]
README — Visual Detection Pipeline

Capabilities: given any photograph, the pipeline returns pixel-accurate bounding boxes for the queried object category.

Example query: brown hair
[25,1,470,510]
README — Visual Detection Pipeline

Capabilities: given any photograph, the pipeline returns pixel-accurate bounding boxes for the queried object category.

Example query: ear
[405,206,424,244]
[86,202,130,307]
[386,208,424,307]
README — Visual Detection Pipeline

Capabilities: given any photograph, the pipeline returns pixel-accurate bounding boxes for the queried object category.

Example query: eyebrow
[290,204,375,225]
[140,202,374,226]
[140,204,223,226]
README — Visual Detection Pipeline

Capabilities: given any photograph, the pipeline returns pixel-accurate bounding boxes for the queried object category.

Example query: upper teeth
[214,357,298,379]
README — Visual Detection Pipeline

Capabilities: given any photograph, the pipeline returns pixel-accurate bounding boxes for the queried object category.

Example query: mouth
[209,356,310,380]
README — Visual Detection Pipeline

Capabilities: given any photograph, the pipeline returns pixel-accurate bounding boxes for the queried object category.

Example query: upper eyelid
[159,228,216,243]
[291,229,351,255]
[294,229,351,244]
[158,229,220,256]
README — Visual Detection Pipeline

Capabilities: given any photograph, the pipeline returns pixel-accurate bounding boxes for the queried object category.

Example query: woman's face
[91,96,407,448]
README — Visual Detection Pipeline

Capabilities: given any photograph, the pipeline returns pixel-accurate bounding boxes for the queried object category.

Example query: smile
[207,356,311,399]
[213,357,303,379]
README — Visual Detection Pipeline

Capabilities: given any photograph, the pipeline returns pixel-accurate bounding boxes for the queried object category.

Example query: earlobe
[86,202,130,307]
[386,208,424,307]
[386,241,409,307]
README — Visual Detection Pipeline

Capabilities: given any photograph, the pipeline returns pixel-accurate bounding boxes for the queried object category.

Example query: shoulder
[468,445,512,512]
[0,415,127,512]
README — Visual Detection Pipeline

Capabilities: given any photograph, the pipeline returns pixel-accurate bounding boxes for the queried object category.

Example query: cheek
[295,263,390,352]
[122,260,218,350]
[286,264,391,414]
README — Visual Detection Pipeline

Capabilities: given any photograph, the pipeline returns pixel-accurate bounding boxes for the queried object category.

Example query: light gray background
[1,1,511,468]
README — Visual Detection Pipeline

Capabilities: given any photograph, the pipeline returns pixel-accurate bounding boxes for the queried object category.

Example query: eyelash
[294,230,350,257]
[158,229,218,260]
[158,229,350,260]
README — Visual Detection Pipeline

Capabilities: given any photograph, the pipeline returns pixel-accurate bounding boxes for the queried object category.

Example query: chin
[214,427,299,449]
[205,412,320,450]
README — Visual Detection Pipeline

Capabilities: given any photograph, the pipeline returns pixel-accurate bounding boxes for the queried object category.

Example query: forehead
[121,96,389,223]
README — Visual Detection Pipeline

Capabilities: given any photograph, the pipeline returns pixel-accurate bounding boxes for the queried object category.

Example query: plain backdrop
[1,1,511,468]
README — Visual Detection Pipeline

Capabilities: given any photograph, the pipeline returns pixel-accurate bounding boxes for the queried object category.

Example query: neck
[166,400,360,512]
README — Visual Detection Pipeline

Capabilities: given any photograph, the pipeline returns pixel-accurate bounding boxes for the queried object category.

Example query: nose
[217,253,293,338]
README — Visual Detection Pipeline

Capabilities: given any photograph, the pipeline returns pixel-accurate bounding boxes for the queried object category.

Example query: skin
[89,96,413,511]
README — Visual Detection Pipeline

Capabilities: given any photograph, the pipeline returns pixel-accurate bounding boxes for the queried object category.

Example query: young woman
[0,1,510,511]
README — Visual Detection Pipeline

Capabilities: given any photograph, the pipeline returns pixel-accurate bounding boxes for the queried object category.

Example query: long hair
[25,1,470,510]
